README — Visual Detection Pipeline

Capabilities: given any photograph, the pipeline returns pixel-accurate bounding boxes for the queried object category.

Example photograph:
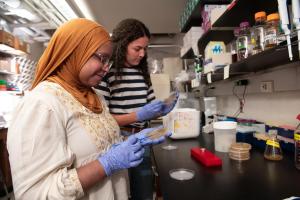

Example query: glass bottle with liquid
[251,11,267,55]
[264,13,280,50]
[264,129,283,161]
[237,21,252,61]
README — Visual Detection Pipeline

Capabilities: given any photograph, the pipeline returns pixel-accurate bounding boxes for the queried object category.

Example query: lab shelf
[212,0,279,28]
[202,41,300,83]
[180,0,231,33]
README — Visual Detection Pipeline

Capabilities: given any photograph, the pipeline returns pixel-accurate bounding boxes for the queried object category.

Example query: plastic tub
[213,121,237,152]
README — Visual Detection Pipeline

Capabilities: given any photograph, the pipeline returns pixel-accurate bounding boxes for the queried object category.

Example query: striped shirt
[95,67,155,128]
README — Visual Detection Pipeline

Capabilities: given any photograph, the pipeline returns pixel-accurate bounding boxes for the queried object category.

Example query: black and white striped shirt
[95,67,155,128]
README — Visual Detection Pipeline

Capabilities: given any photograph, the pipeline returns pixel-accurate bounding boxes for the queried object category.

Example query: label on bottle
[295,133,300,141]
[266,140,280,148]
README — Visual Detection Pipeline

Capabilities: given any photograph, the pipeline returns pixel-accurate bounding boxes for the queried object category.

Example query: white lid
[213,121,237,129]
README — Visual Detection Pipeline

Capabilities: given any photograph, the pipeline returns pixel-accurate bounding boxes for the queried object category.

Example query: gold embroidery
[38,81,122,152]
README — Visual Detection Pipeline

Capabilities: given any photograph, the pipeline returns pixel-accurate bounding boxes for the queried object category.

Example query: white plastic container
[163,108,200,139]
[213,121,237,152]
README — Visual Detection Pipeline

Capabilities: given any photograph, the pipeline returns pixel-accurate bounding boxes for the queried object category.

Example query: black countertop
[152,134,300,200]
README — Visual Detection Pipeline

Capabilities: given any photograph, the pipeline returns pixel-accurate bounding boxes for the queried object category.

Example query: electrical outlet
[260,81,274,93]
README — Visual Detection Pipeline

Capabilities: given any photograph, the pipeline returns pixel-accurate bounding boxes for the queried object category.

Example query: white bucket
[213,121,237,152]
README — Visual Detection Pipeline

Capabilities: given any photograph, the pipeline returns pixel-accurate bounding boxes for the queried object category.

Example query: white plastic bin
[213,121,237,152]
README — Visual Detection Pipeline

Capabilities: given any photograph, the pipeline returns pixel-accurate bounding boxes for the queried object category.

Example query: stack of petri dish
[229,142,252,161]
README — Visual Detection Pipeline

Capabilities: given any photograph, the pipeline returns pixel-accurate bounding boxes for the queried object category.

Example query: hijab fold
[31,18,110,113]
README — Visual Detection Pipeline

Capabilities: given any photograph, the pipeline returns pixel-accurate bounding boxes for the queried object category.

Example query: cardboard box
[14,38,30,54]
[0,30,15,47]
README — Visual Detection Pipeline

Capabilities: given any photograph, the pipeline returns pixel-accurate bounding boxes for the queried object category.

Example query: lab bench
[152,133,300,200]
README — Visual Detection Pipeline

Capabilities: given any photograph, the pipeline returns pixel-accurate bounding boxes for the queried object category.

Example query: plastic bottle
[264,129,283,161]
[264,13,280,50]
[251,11,267,54]
[237,21,252,61]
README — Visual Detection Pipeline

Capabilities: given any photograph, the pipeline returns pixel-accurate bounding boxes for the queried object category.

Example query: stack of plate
[229,142,252,161]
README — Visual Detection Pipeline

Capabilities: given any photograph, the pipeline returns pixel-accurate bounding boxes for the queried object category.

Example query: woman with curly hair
[95,18,177,200]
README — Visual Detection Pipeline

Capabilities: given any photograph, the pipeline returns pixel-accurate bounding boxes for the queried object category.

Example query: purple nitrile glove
[161,91,179,116]
[135,126,172,147]
[98,135,145,176]
[136,100,164,122]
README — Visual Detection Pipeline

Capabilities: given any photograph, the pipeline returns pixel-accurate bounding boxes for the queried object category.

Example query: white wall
[206,61,300,127]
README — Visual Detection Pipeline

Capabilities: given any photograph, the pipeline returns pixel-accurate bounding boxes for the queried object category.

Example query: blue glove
[98,135,145,176]
[161,92,179,116]
[136,100,164,122]
[135,127,172,147]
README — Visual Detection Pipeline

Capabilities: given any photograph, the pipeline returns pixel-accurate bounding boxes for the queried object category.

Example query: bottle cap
[240,21,250,28]
[255,11,267,20]
[267,13,280,21]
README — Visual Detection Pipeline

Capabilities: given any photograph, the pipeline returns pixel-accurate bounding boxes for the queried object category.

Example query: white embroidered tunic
[7,81,128,200]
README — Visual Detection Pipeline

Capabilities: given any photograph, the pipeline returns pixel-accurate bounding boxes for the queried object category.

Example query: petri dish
[162,145,178,150]
[169,168,195,181]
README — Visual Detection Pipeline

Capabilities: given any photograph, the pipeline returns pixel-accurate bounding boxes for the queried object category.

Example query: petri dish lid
[162,145,178,150]
[169,168,195,181]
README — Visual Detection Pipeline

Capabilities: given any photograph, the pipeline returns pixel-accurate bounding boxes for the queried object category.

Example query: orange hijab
[31,18,110,113]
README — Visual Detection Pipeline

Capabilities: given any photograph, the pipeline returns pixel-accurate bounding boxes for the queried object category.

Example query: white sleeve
[7,94,84,200]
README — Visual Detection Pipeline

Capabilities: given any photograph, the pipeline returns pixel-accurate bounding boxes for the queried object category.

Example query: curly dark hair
[111,18,151,86]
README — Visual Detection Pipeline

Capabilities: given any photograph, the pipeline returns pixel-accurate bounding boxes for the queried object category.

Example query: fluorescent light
[73,0,95,20]
[47,0,78,20]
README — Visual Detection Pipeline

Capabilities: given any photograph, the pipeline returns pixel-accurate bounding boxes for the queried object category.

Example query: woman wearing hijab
[7,19,170,200]
[95,18,178,200]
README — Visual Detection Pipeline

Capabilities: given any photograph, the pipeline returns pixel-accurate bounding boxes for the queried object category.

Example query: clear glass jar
[264,129,283,161]
[251,11,267,54]
[264,13,280,50]
[237,21,252,61]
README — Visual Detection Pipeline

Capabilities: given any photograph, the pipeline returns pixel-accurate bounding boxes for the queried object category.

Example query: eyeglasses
[93,53,113,69]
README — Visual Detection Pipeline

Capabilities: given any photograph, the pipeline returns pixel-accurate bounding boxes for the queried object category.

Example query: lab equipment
[163,108,200,139]
[277,0,293,60]
[191,147,222,167]
[229,142,252,161]
[136,127,170,146]
[251,11,267,54]
[213,121,237,152]
[292,0,300,59]
[264,13,281,49]
[237,21,252,60]
[99,135,144,176]
[162,144,178,150]
[264,129,283,161]
[169,168,195,181]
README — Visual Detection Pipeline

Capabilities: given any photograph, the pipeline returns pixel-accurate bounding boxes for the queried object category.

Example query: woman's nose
[139,49,145,57]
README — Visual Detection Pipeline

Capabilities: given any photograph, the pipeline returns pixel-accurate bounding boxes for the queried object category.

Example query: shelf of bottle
[202,40,300,83]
